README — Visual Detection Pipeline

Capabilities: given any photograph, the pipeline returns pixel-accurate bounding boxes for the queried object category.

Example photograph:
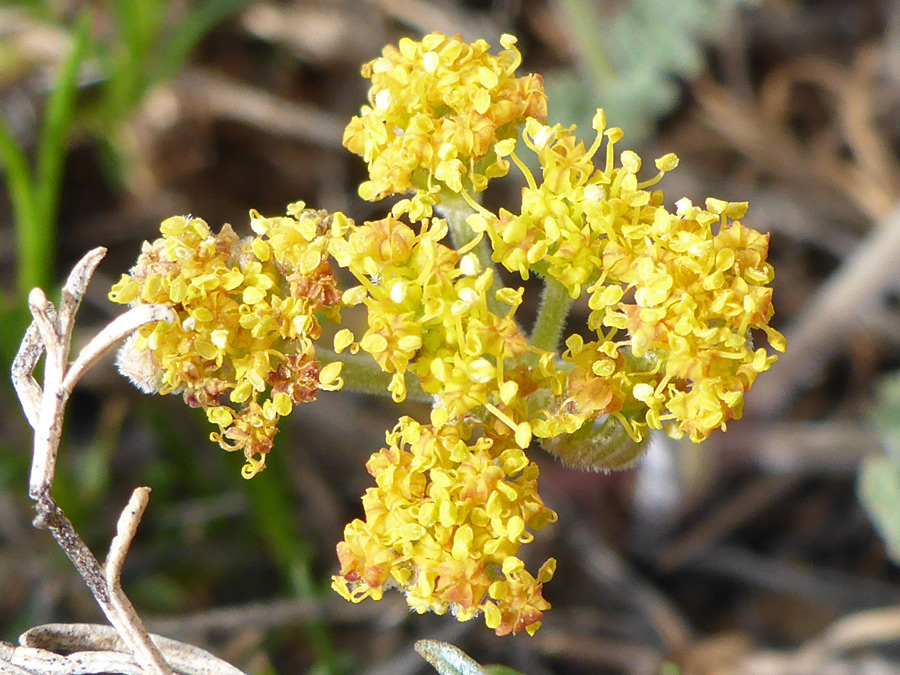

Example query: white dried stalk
[27,287,67,500]
[8,248,185,675]
[104,488,172,675]
[11,624,245,675]
[63,305,175,394]
[11,320,45,430]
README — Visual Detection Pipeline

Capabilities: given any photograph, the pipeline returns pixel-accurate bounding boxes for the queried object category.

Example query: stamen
[510,151,538,190]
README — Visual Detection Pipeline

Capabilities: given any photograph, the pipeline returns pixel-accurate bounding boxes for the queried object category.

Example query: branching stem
[9,247,180,675]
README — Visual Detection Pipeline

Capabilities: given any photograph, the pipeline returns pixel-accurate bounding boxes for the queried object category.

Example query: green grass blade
[109,0,158,52]
[31,12,90,291]
[0,117,38,297]
[243,450,341,673]
[106,0,168,114]
[156,0,252,82]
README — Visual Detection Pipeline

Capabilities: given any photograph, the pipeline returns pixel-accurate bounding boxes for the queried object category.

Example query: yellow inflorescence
[331,417,557,636]
[329,214,563,447]
[343,32,547,204]
[112,32,785,636]
[467,113,786,448]
[109,206,344,478]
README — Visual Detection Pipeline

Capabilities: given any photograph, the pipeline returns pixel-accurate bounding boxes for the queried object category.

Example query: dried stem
[8,623,246,675]
[9,247,180,675]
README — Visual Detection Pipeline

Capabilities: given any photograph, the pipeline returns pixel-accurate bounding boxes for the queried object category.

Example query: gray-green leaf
[415,640,486,675]
[859,454,900,565]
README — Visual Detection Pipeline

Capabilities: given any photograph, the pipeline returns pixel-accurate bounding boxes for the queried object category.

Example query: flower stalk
[530,276,573,353]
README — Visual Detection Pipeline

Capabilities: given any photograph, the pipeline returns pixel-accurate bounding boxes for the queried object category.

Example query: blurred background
[2,0,900,673]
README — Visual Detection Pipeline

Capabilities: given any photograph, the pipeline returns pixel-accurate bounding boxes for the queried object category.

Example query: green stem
[107,0,165,115]
[318,348,432,404]
[436,192,507,316]
[530,276,573,353]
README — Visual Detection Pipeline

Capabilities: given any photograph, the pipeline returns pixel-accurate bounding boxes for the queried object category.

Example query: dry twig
[6,248,244,675]
[2,623,244,675]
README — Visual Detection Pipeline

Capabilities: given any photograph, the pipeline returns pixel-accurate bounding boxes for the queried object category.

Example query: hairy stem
[531,276,573,353]
[319,348,431,404]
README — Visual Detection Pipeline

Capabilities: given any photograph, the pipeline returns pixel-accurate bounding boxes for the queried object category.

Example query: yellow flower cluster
[584,197,785,443]
[109,206,344,477]
[332,417,557,636]
[468,113,677,297]
[467,112,786,447]
[112,32,785,636]
[343,32,547,203]
[329,214,563,448]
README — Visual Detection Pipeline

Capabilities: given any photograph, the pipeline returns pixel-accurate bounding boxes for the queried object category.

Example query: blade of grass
[110,0,165,56]
[0,119,38,297]
[243,450,341,674]
[95,0,246,188]
[156,0,253,83]
[107,0,168,113]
